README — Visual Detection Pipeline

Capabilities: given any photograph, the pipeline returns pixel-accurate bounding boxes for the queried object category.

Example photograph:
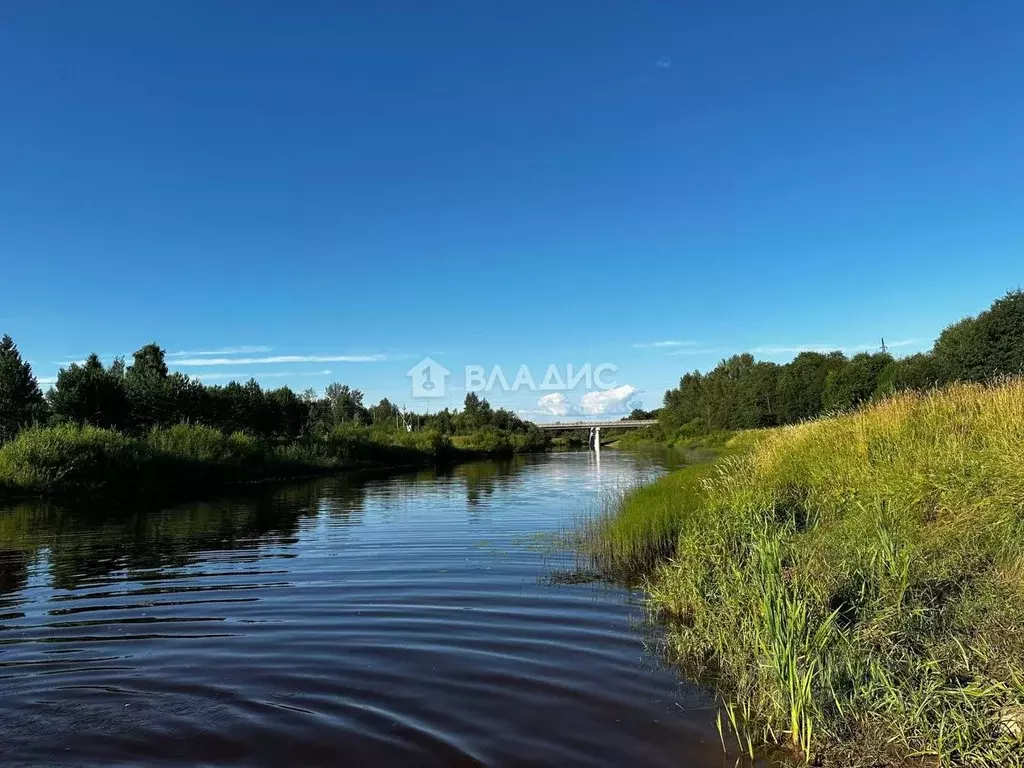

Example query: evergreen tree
[0,335,46,443]
[125,343,172,432]
[48,353,129,429]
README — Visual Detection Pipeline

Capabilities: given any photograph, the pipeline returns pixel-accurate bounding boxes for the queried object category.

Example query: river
[0,451,741,767]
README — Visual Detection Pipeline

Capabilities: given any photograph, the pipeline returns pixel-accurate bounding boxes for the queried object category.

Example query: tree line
[660,290,1024,436]
[0,341,537,445]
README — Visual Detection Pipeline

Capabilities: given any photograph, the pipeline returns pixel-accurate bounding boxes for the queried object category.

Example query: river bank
[585,380,1024,766]
[0,422,549,501]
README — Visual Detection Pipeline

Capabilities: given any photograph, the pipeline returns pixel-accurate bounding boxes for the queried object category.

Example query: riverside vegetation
[0,341,546,498]
[584,292,1024,766]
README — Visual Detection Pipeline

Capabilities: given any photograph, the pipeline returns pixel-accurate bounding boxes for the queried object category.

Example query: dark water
[0,451,735,767]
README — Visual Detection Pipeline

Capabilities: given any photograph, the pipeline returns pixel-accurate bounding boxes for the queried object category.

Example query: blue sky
[1,2,1022,418]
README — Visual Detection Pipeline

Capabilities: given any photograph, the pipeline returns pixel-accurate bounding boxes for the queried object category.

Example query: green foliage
[883,351,944,393]
[324,383,368,425]
[821,352,893,412]
[934,289,1024,382]
[0,335,46,443]
[47,353,130,430]
[660,291,1024,440]
[124,342,173,431]
[592,381,1024,765]
[0,424,145,495]
[775,351,847,423]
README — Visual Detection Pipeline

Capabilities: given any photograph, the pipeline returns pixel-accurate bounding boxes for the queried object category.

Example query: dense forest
[0,341,539,446]
[0,342,545,497]
[658,290,1024,437]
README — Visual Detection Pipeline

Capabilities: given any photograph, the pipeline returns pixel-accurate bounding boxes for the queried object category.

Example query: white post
[594,426,601,453]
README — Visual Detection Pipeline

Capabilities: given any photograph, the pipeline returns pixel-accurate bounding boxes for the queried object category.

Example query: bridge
[533,420,657,431]
[531,419,658,451]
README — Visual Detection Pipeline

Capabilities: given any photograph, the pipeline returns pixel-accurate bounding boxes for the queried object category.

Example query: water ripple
[0,452,750,767]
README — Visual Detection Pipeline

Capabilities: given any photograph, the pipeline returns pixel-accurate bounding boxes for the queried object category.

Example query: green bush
[0,420,547,499]
[0,424,147,494]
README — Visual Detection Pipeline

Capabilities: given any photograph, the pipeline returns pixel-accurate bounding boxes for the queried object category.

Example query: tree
[933,290,1024,382]
[268,386,308,439]
[369,397,402,428]
[662,371,708,434]
[703,354,779,430]
[48,353,129,429]
[933,315,989,382]
[775,351,847,424]
[626,408,656,420]
[125,343,172,432]
[822,352,892,412]
[301,388,334,435]
[0,335,46,443]
[168,372,208,426]
[874,353,945,397]
[324,383,367,425]
[460,392,493,430]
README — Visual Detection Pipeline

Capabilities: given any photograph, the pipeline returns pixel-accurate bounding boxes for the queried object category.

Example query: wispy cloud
[37,375,58,385]
[172,354,387,366]
[655,56,672,69]
[750,344,839,355]
[751,339,919,355]
[669,347,728,356]
[192,369,334,381]
[633,340,699,349]
[168,345,273,358]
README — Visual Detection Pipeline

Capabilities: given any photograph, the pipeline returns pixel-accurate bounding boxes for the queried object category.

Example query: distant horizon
[9,286,1015,423]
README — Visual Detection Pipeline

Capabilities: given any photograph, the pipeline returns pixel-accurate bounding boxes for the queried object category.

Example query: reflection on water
[0,451,739,767]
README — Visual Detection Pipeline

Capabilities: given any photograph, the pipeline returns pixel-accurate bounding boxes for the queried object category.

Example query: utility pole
[880,337,888,354]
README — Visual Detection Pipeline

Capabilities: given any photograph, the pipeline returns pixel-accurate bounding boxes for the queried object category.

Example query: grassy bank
[0,422,547,499]
[588,380,1024,765]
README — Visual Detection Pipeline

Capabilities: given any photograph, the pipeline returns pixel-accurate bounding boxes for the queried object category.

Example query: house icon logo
[407,357,450,398]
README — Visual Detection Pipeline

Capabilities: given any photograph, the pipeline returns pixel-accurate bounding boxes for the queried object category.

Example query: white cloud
[172,354,387,366]
[167,345,272,358]
[37,375,58,385]
[580,384,642,416]
[633,340,699,349]
[192,369,334,381]
[536,392,574,417]
[532,385,643,418]
[656,56,672,69]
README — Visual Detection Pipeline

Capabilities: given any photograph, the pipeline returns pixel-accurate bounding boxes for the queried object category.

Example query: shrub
[0,424,147,494]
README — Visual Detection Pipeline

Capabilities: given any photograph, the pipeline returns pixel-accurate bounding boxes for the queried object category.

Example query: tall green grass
[0,421,540,499]
[593,380,1024,765]
[579,432,757,580]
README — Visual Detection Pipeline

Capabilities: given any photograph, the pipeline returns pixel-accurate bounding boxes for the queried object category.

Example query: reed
[594,379,1024,765]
